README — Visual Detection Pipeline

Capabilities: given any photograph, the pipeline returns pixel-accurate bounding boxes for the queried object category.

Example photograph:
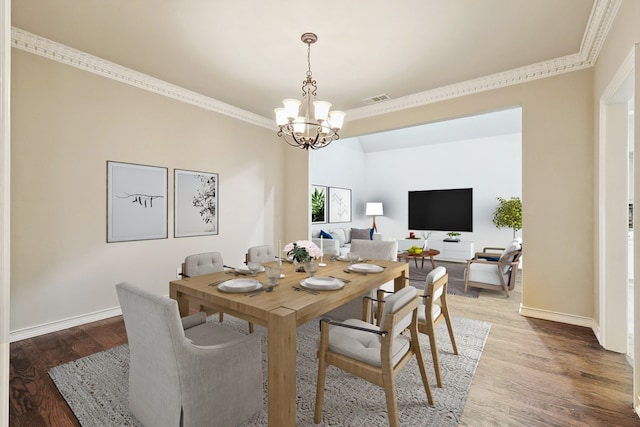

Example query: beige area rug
[49,314,490,426]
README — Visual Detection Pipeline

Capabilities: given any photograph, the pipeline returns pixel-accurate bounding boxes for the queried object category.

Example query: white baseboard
[519,303,595,329]
[9,306,122,343]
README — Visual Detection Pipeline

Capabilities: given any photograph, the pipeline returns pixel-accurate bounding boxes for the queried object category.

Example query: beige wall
[346,69,595,322]
[10,49,289,332]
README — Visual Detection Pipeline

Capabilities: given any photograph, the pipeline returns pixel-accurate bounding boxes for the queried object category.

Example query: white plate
[235,266,265,274]
[349,263,384,273]
[300,276,344,291]
[218,279,262,293]
[336,256,362,262]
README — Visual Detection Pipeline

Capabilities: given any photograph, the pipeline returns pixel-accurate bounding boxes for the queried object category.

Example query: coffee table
[398,248,440,269]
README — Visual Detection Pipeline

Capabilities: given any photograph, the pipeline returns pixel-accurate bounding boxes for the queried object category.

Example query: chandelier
[275,33,345,150]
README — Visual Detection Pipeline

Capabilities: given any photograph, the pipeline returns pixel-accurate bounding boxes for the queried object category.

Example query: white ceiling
[11,0,616,128]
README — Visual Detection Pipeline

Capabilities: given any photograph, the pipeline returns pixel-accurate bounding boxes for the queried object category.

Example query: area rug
[407,261,480,298]
[49,314,491,426]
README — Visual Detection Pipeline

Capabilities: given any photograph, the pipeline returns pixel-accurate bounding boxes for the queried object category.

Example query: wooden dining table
[169,257,409,426]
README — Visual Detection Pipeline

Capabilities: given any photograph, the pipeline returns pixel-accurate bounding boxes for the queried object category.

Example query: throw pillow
[351,227,372,240]
[329,229,346,247]
[319,230,333,239]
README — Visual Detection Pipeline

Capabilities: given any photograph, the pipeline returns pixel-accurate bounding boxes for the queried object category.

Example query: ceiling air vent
[362,94,391,105]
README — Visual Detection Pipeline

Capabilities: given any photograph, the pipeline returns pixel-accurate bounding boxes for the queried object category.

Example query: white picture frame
[174,169,219,237]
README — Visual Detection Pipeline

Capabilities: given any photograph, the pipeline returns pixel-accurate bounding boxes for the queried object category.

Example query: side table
[397,249,440,269]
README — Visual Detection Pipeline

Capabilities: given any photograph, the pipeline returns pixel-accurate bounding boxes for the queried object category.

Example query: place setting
[344,262,385,275]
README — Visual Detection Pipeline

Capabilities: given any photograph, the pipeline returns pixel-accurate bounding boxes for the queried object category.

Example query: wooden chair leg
[441,305,459,355]
[382,364,400,427]
[248,322,254,333]
[428,329,443,388]
[219,312,224,322]
[412,333,434,405]
[314,322,329,424]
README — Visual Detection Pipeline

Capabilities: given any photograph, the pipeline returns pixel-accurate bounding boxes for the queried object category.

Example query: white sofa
[312,227,382,257]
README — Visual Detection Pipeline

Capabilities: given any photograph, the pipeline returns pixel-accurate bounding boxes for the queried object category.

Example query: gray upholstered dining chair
[245,244,276,264]
[314,286,433,427]
[182,252,224,278]
[115,282,263,427]
[417,266,458,388]
[182,251,255,333]
[324,239,398,321]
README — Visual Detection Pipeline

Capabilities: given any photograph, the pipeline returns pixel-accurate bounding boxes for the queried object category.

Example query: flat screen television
[408,188,473,232]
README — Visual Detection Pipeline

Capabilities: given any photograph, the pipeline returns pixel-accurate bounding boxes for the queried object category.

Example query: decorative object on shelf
[445,232,461,242]
[421,231,433,249]
[492,197,522,238]
[311,185,327,224]
[409,231,416,239]
[274,32,346,150]
[365,202,384,232]
[284,240,322,272]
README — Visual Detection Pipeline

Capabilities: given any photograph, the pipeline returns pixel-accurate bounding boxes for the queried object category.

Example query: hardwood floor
[8,271,640,426]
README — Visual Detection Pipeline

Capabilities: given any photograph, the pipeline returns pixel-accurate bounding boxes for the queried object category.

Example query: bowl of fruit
[407,245,423,255]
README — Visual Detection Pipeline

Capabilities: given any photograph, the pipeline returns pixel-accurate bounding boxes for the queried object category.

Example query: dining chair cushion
[425,266,447,299]
[379,286,417,337]
[184,322,249,346]
[417,303,442,323]
[327,318,411,367]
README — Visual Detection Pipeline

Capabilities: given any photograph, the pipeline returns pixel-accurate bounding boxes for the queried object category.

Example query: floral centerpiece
[284,240,322,272]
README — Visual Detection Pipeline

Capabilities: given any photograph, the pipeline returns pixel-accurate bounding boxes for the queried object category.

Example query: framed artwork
[311,185,327,224]
[107,161,168,243]
[174,169,219,237]
[329,187,352,223]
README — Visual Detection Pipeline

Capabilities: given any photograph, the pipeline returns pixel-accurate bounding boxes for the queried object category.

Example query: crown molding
[10,27,275,130]
[11,0,620,126]
[346,0,621,121]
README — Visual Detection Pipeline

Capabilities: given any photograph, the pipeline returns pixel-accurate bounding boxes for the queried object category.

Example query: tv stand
[428,239,474,262]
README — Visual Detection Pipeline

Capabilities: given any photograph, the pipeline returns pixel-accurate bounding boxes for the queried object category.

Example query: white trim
[10,27,274,131]
[9,307,122,343]
[519,304,596,329]
[9,1,621,126]
[0,0,9,424]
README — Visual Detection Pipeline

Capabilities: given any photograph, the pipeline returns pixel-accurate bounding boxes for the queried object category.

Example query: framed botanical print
[328,186,352,223]
[174,169,219,237]
[311,185,327,224]
[107,161,168,242]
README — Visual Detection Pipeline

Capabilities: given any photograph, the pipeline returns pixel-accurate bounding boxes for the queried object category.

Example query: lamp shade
[365,202,384,216]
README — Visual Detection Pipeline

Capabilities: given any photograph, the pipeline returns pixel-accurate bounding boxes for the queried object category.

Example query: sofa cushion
[329,229,346,247]
[351,227,373,240]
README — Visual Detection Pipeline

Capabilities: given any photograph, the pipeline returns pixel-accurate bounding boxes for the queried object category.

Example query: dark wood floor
[9,271,640,426]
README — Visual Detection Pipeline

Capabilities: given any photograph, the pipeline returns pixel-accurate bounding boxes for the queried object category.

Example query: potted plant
[445,232,461,242]
[492,197,522,238]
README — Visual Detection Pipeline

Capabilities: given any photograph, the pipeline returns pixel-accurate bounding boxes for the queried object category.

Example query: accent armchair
[464,239,523,297]
[115,282,263,427]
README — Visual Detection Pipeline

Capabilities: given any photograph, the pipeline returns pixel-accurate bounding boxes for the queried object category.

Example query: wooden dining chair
[314,286,433,427]
[417,266,458,388]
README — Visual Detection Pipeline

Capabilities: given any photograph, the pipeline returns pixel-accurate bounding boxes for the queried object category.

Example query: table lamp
[365,202,384,233]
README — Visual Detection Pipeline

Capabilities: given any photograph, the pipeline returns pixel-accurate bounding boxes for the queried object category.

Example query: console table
[428,239,474,262]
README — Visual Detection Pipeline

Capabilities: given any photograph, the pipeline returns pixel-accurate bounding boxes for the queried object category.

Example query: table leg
[414,257,418,269]
[170,286,189,317]
[430,256,436,269]
[421,256,425,269]
[267,307,297,426]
